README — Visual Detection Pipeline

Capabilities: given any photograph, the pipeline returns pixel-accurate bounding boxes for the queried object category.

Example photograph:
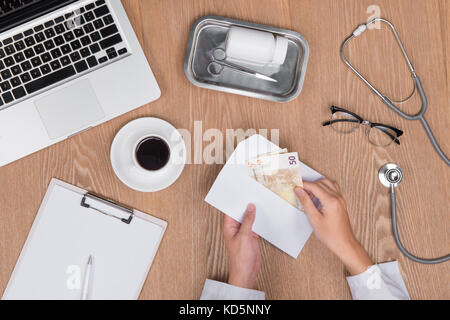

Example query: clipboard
[2,179,167,300]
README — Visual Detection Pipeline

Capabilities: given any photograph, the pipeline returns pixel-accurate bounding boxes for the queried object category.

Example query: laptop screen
[0,0,78,33]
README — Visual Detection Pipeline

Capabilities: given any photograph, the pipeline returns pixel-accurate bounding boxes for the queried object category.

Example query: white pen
[81,255,93,300]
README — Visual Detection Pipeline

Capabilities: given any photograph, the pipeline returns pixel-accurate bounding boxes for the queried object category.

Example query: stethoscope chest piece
[379,163,403,188]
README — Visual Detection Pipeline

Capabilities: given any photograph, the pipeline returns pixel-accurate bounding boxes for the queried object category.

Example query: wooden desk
[0,0,448,299]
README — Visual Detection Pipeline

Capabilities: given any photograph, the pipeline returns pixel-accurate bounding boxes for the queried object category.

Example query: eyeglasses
[323,106,404,147]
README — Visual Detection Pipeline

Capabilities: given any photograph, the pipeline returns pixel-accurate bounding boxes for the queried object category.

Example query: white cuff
[200,279,266,300]
[346,261,410,300]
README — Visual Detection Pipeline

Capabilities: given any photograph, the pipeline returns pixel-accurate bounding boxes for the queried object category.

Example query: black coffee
[135,137,171,171]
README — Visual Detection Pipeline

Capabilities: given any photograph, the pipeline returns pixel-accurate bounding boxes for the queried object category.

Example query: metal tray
[184,15,309,103]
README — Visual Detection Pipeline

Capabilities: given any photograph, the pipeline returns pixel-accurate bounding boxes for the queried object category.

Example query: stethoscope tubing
[390,186,450,264]
[341,18,449,166]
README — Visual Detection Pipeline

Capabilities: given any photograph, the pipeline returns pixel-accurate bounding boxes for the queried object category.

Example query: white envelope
[205,134,324,258]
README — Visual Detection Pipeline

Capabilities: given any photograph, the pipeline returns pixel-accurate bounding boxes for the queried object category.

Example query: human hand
[223,204,261,289]
[294,179,373,275]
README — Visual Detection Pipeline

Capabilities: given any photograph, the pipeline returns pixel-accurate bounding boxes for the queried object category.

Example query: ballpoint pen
[81,255,93,300]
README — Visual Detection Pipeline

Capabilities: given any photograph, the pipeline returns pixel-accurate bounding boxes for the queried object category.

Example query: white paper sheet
[205,134,323,258]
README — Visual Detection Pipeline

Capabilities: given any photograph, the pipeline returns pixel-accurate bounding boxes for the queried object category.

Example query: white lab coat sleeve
[346,261,410,300]
[200,279,265,300]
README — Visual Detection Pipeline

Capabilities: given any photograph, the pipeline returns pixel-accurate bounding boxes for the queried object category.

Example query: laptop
[0,0,161,167]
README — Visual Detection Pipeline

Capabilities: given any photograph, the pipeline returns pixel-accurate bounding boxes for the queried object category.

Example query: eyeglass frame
[322,106,404,146]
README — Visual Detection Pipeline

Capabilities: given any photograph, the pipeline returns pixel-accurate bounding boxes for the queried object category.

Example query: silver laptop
[0,0,161,167]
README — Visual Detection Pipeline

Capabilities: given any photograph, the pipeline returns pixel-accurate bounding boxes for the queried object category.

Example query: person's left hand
[224,204,261,289]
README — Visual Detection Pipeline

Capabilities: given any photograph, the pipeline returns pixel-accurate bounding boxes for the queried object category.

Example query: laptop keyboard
[0,0,42,17]
[0,0,130,110]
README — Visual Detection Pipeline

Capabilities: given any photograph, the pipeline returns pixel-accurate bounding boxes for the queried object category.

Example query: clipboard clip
[81,193,134,224]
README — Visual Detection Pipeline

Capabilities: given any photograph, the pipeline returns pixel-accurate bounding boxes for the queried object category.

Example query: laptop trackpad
[35,80,105,139]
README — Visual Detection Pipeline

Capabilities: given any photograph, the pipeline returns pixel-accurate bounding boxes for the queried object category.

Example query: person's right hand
[294,179,373,276]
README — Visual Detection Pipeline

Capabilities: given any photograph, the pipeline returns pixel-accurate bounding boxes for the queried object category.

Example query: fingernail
[247,204,256,212]
[294,187,304,196]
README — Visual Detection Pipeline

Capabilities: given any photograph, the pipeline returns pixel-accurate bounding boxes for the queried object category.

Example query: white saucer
[111,118,186,192]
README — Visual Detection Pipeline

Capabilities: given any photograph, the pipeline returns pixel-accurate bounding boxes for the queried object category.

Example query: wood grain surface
[0,0,449,299]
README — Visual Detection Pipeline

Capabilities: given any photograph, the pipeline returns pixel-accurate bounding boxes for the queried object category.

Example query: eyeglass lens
[330,111,360,134]
[368,126,398,147]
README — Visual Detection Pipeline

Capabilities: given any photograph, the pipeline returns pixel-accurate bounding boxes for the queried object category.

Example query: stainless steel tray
[184,15,309,103]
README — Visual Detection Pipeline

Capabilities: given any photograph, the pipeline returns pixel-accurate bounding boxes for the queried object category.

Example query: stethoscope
[342,19,449,264]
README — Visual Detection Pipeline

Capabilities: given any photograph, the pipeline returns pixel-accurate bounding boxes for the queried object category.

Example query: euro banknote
[248,151,303,210]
